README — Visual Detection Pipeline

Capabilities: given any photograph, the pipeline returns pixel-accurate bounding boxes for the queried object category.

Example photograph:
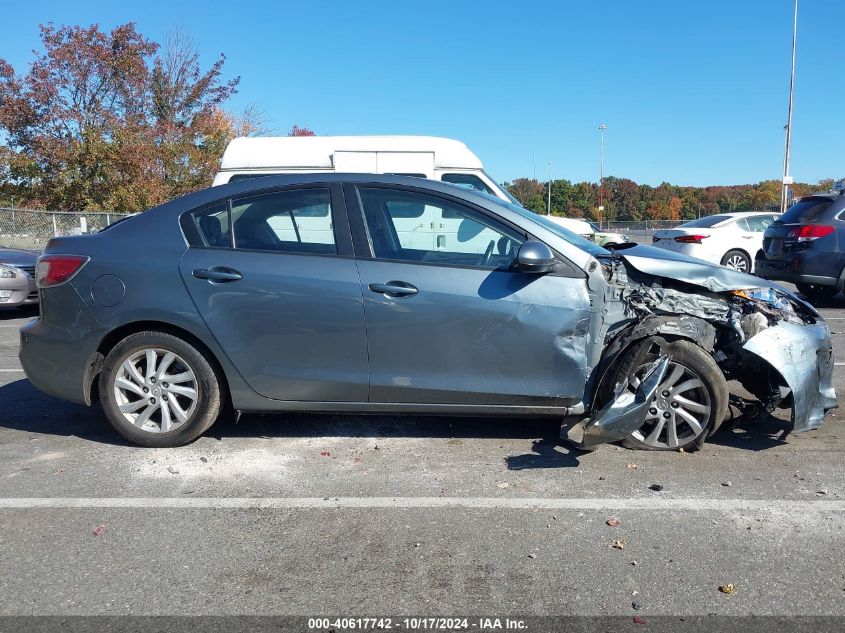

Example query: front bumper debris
[741,320,837,432]
[566,356,669,449]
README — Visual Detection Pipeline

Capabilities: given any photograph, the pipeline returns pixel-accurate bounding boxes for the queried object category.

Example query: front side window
[357,187,524,268]
[441,173,495,195]
[231,189,336,254]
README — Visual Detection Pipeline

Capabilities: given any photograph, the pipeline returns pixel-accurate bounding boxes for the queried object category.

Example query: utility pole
[598,124,607,227]
[547,162,552,216]
[781,0,798,213]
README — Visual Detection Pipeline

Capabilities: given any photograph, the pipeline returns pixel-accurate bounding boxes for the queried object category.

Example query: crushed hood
[617,244,786,293]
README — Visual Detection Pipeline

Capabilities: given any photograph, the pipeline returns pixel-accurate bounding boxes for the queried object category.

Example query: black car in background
[756,185,845,300]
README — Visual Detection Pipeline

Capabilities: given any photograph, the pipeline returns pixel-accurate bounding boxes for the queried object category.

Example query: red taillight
[35,255,89,288]
[788,224,834,241]
[674,234,709,244]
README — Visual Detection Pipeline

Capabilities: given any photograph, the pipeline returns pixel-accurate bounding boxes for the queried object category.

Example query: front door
[347,184,591,406]
[179,185,369,402]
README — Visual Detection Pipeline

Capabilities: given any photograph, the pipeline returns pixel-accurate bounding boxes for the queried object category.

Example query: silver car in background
[18,175,836,450]
[0,248,38,308]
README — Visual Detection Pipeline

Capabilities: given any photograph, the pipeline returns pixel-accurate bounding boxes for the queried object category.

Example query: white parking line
[0,497,842,512]
[0,368,24,372]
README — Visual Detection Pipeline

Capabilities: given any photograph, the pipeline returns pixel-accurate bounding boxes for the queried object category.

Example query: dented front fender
[741,320,837,432]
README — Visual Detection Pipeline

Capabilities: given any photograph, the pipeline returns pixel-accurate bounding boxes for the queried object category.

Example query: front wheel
[796,283,838,301]
[99,331,223,447]
[602,338,728,451]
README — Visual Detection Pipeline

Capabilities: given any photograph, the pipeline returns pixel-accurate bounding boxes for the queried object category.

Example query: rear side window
[744,215,777,232]
[779,198,834,224]
[679,215,732,228]
[231,189,336,254]
[441,173,494,194]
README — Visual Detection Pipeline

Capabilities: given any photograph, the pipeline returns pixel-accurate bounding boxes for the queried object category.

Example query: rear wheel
[721,249,751,273]
[796,283,838,301]
[602,338,728,451]
[99,331,222,447]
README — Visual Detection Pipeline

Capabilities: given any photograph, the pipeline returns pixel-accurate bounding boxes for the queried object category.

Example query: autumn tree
[288,124,316,136]
[0,22,259,211]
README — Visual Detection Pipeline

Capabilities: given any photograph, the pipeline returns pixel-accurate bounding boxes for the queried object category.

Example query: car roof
[718,211,780,217]
[219,136,484,171]
[153,173,496,215]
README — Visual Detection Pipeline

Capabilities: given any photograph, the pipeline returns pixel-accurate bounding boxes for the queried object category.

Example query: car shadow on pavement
[707,410,793,451]
[213,411,565,442]
[0,305,38,320]
[0,377,800,459]
[504,438,582,469]
[0,379,130,446]
[0,378,569,446]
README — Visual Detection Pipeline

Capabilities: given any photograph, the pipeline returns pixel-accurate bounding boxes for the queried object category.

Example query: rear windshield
[679,215,732,228]
[778,197,834,224]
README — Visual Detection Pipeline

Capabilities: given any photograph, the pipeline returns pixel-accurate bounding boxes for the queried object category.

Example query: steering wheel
[480,240,496,267]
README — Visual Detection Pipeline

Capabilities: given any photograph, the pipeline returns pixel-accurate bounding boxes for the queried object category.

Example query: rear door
[178,184,369,402]
[346,183,591,406]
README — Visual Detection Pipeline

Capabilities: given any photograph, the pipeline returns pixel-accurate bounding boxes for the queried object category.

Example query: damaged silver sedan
[19,174,837,448]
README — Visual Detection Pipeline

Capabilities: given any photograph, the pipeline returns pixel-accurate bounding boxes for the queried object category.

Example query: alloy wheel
[112,348,198,433]
[629,361,712,448]
[724,254,748,272]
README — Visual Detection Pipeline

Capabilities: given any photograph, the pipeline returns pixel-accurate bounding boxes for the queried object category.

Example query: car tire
[99,331,223,447]
[601,338,728,451]
[720,249,751,273]
[796,283,839,301]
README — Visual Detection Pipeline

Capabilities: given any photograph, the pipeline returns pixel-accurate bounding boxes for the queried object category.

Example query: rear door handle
[193,267,243,282]
[368,281,418,297]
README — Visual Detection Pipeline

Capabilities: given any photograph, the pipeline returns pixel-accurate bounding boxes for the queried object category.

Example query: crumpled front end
[741,319,836,432]
[567,250,837,449]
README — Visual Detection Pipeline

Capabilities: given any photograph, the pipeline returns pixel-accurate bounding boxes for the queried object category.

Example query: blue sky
[3,0,843,186]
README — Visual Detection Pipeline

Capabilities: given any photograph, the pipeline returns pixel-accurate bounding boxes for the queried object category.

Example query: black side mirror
[515,240,555,273]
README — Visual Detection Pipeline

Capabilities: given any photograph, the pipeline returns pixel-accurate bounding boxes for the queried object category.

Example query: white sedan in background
[651,212,780,272]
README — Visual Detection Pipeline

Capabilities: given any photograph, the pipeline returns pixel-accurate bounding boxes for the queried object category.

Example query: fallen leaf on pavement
[633,616,647,625]
[611,540,625,550]
[627,463,638,470]
[92,525,106,536]
[319,451,331,457]
[496,482,510,489]
[606,517,621,527]
[719,583,736,595]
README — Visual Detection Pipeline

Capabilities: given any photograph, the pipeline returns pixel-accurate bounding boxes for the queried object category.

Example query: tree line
[504,176,839,223]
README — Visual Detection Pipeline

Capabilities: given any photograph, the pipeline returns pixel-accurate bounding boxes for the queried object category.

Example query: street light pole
[547,162,552,216]
[598,124,607,227]
[781,0,798,213]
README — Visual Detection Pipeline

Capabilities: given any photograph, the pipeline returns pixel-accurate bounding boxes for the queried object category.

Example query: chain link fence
[0,208,132,251]
[600,220,687,245]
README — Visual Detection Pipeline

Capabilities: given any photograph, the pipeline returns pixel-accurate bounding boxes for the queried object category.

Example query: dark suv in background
[756,184,845,300]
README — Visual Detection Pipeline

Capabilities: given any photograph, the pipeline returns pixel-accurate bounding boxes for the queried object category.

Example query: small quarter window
[192,203,231,248]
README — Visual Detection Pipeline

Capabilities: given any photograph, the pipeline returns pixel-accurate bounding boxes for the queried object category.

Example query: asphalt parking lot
[0,287,843,624]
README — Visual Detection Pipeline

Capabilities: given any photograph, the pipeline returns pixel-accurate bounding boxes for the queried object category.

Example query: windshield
[679,215,732,228]
[494,199,609,256]
[484,172,522,205]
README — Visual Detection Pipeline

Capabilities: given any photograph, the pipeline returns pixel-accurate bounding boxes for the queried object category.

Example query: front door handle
[193,267,243,282]
[368,281,418,297]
